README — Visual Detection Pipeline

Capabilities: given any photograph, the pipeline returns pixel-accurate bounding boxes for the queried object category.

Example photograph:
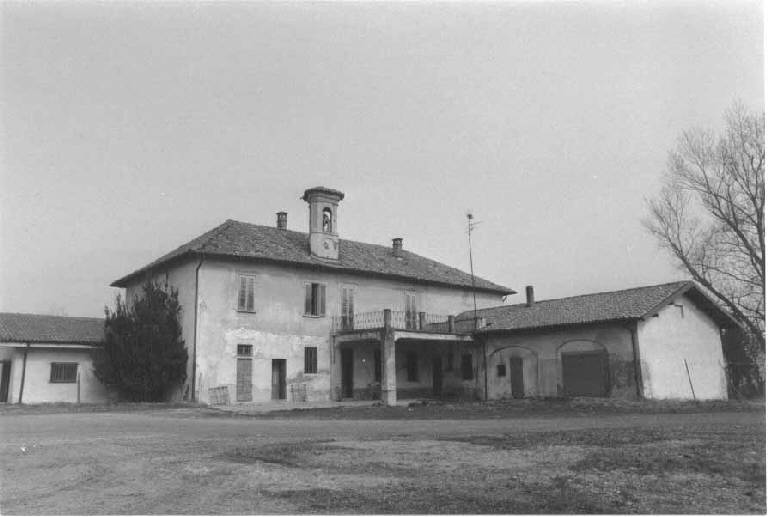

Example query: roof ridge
[466,280,693,314]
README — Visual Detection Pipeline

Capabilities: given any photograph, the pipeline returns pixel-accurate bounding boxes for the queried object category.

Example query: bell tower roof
[301,186,345,202]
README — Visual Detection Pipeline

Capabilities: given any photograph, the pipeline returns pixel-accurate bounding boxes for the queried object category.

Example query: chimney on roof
[392,237,403,258]
[276,212,287,230]
[525,285,535,307]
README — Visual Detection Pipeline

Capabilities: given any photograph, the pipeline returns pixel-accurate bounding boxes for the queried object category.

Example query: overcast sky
[0,1,763,318]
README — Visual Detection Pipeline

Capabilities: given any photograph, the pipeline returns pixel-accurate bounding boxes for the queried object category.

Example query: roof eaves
[474,317,638,335]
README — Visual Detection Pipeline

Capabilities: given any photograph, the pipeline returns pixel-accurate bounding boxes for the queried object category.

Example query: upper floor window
[305,282,326,317]
[341,286,355,330]
[237,344,253,356]
[50,362,78,383]
[404,291,417,330]
[322,207,332,233]
[238,275,256,312]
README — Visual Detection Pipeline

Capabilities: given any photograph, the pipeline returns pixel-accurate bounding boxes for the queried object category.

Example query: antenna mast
[467,212,479,329]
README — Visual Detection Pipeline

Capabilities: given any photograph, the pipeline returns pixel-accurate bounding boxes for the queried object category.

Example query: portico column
[381,309,397,406]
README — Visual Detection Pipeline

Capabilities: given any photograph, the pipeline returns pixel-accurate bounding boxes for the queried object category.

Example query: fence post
[448,316,455,333]
[418,312,426,330]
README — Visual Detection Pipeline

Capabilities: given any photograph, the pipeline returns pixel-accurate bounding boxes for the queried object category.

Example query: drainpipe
[18,343,30,404]
[191,254,204,402]
[626,322,644,399]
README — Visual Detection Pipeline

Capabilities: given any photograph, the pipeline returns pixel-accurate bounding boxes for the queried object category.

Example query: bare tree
[645,103,765,356]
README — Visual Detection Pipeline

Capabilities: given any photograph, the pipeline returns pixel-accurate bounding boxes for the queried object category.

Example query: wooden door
[271,359,286,400]
[510,357,524,398]
[0,361,10,403]
[432,356,442,396]
[236,358,252,402]
[562,351,608,397]
[341,349,354,398]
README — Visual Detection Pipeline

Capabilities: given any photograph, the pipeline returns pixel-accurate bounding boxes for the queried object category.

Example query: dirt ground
[1,404,764,514]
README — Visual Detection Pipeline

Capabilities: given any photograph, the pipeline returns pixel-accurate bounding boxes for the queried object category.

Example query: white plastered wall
[637,294,727,400]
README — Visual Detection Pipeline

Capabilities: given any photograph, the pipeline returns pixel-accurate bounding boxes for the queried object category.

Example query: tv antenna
[466,211,481,329]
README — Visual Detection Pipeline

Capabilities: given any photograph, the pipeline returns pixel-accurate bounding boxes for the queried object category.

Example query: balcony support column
[381,309,397,406]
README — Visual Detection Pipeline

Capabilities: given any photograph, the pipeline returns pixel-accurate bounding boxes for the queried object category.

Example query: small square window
[496,364,506,377]
[237,344,253,356]
[304,347,318,374]
[50,363,78,383]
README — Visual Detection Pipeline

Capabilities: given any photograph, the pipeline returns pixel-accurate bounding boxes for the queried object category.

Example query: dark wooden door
[271,359,286,400]
[236,358,253,402]
[562,351,608,397]
[0,361,10,403]
[510,357,524,398]
[432,356,442,396]
[341,349,354,398]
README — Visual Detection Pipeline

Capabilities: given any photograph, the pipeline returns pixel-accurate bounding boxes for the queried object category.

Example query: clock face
[323,239,331,250]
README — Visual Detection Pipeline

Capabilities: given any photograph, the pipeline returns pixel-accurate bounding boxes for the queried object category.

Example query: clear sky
[0,1,763,317]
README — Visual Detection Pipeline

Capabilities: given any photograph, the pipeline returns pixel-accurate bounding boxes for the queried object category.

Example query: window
[305,283,326,316]
[238,275,256,312]
[341,286,355,330]
[445,353,454,372]
[406,352,418,382]
[50,363,78,383]
[496,364,507,377]
[304,347,318,374]
[374,349,381,383]
[404,292,417,329]
[461,354,473,380]
[237,344,253,356]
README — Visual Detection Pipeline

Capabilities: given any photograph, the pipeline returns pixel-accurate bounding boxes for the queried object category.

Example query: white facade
[637,295,728,400]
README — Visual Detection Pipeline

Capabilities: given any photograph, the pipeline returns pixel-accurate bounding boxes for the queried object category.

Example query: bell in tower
[302,186,345,260]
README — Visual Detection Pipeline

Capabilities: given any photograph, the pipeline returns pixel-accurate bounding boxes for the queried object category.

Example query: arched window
[322,207,332,232]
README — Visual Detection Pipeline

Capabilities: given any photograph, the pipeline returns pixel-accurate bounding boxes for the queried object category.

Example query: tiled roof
[0,313,104,344]
[458,281,735,331]
[112,219,514,294]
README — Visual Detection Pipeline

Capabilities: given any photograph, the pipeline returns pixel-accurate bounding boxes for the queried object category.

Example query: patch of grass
[445,427,675,449]
[223,440,338,466]
[572,438,766,484]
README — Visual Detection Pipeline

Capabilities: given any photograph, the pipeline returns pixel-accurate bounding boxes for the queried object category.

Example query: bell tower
[302,186,345,260]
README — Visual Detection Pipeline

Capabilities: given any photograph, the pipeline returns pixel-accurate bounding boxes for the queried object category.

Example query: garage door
[561,351,608,397]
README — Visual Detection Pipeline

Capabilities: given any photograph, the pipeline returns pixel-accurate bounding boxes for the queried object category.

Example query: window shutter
[319,284,326,316]
[246,277,255,312]
[305,284,312,315]
[348,289,354,318]
[238,277,246,310]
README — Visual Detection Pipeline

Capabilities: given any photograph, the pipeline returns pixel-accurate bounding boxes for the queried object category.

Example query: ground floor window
[374,349,381,383]
[50,362,78,383]
[406,352,418,381]
[304,347,318,374]
[461,354,473,380]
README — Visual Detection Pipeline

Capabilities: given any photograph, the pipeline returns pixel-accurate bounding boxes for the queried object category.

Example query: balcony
[331,310,481,334]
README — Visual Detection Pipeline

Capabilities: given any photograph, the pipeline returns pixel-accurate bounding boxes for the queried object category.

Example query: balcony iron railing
[331,310,484,334]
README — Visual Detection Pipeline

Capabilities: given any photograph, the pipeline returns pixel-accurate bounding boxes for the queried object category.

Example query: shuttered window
[304,347,318,374]
[404,292,417,329]
[238,275,256,312]
[304,283,326,316]
[50,363,78,383]
[341,286,355,329]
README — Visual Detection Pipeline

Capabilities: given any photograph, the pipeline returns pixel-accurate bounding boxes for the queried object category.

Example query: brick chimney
[525,285,534,307]
[392,238,403,258]
[276,212,287,230]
